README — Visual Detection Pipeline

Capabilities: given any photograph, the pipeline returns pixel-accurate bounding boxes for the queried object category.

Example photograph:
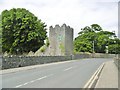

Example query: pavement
[1,58,111,88]
[95,60,118,88]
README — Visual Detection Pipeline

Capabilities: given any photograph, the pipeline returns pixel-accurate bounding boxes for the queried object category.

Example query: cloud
[0,0,119,38]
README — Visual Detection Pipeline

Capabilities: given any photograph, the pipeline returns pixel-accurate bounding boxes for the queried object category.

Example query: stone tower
[49,24,73,56]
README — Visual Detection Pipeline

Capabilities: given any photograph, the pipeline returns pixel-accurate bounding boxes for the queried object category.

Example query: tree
[108,44,120,54]
[95,31,115,53]
[78,24,102,35]
[74,24,120,54]
[108,38,120,54]
[1,8,47,54]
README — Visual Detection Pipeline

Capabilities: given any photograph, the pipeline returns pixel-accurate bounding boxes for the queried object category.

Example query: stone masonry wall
[2,56,72,69]
[65,25,73,55]
[1,53,115,70]
[49,24,73,56]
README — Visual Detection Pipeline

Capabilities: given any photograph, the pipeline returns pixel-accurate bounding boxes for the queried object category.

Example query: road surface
[2,58,112,88]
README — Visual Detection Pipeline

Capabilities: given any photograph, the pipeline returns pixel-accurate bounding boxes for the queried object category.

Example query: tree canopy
[1,8,47,54]
[74,24,120,54]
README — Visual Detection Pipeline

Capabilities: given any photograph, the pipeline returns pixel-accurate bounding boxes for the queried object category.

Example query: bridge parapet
[1,53,116,70]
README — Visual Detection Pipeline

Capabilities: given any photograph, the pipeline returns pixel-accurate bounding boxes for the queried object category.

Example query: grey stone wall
[1,53,116,70]
[65,24,73,55]
[2,56,72,69]
[91,53,115,58]
[48,24,73,56]
[72,54,91,59]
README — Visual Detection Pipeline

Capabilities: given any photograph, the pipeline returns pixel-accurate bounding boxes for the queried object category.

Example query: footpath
[95,60,118,88]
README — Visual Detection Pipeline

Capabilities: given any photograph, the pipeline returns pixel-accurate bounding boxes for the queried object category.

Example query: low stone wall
[72,54,91,59]
[2,56,72,69]
[1,53,116,70]
[72,53,115,59]
[91,53,115,58]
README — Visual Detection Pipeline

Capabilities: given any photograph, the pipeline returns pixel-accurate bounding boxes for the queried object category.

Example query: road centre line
[15,85,22,88]
[36,76,47,80]
[23,82,28,86]
[63,67,74,71]
[15,74,54,88]
[15,66,73,88]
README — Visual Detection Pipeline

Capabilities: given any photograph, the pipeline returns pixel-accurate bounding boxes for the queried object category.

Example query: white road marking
[15,84,23,88]
[63,67,73,71]
[30,80,34,83]
[23,83,28,85]
[37,76,47,80]
[15,74,54,88]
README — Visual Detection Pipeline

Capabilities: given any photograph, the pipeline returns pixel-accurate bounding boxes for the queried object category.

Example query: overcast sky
[0,0,119,38]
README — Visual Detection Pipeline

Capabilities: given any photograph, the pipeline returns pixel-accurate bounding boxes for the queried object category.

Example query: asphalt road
[2,58,112,88]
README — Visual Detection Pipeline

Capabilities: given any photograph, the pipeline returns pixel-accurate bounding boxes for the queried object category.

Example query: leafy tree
[45,37,50,47]
[91,24,102,31]
[108,44,120,54]
[1,8,47,54]
[78,24,102,35]
[74,24,120,54]
[95,31,115,53]
[108,38,120,54]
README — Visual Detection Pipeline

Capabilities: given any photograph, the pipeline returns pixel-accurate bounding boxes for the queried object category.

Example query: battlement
[49,24,73,32]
